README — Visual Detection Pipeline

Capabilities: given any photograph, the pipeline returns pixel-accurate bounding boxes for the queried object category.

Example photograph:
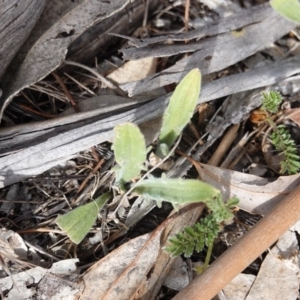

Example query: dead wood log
[0,0,45,81]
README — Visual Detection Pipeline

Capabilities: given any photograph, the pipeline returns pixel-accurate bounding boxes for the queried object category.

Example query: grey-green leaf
[56,192,111,244]
[112,122,146,183]
[157,68,201,157]
[271,0,300,24]
[133,178,234,222]
[133,178,219,205]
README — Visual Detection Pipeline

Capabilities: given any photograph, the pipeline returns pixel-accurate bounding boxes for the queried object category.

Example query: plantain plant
[56,68,237,259]
[56,0,300,265]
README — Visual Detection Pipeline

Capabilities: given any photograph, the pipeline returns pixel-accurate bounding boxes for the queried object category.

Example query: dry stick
[226,148,245,170]
[142,0,149,28]
[18,103,57,119]
[76,158,105,195]
[184,0,190,34]
[220,131,249,169]
[64,60,128,97]
[64,72,97,96]
[173,183,300,300]
[188,120,201,141]
[52,71,80,112]
[208,124,240,167]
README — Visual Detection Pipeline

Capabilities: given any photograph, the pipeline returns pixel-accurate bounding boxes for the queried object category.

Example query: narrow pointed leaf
[157,68,201,157]
[56,192,111,244]
[112,122,146,183]
[271,0,300,24]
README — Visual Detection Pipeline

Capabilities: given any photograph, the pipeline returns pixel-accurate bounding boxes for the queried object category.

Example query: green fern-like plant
[261,91,282,114]
[260,91,300,175]
[164,214,220,258]
[270,125,300,175]
[164,197,238,273]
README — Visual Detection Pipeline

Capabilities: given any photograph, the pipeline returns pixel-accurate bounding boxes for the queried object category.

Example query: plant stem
[202,240,214,272]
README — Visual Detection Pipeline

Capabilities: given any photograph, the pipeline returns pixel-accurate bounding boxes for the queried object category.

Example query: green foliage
[156,68,201,157]
[112,122,146,184]
[208,195,235,223]
[56,68,236,250]
[133,178,234,223]
[261,91,282,114]
[164,214,220,258]
[271,0,300,24]
[226,197,239,209]
[270,125,300,174]
[164,197,238,259]
[56,192,111,244]
[260,91,300,175]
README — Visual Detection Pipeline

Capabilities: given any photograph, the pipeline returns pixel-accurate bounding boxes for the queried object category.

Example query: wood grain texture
[0,0,46,80]
[1,57,300,188]
[0,0,131,118]
[67,0,162,64]
[121,5,296,96]
[0,3,299,188]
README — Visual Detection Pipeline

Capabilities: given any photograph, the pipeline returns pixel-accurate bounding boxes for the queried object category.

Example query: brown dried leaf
[107,57,157,85]
[283,107,300,126]
[81,204,204,300]
[198,163,300,215]
[81,231,162,300]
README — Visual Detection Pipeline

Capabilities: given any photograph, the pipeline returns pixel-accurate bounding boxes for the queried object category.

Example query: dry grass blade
[63,60,128,97]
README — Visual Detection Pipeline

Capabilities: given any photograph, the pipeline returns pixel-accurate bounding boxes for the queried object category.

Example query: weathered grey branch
[1,56,300,188]
[0,0,46,80]
[120,5,296,96]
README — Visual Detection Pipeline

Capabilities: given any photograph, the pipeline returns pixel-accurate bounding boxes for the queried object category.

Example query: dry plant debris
[0,0,300,299]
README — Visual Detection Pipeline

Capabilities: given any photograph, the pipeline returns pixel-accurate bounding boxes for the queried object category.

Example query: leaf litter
[0,0,300,299]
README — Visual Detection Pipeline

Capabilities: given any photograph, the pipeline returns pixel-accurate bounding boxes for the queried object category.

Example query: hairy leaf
[271,0,300,24]
[56,192,111,244]
[133,178,219,204]
[133,178,233,222]
[112,122,146,183]
[157,68,201,157]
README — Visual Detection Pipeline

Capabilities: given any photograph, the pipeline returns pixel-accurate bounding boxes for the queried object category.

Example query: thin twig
[184,0,190,33]
[64,60,128,97]
[52,71,80,112]
[143,0,149,28]
[64,72,97,96]
[184,0,190,43]
[76,158,105,194]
